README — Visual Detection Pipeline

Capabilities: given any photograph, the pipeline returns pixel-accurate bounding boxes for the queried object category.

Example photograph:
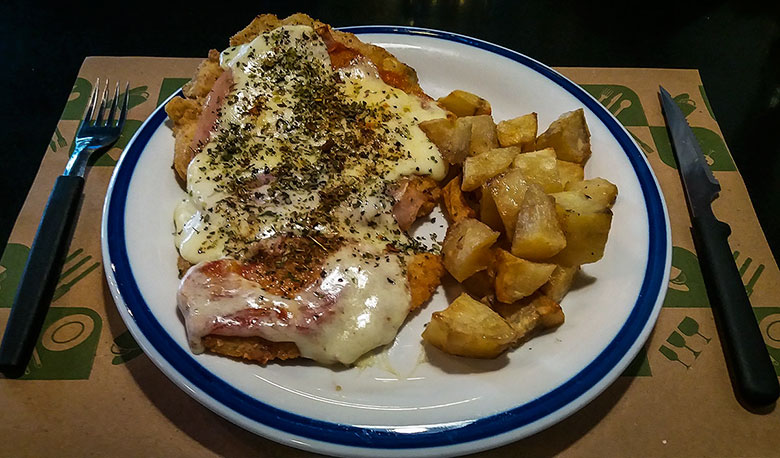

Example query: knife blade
[659,86,779,408]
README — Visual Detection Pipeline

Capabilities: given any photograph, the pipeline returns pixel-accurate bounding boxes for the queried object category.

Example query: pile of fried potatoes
[419,90,618,359]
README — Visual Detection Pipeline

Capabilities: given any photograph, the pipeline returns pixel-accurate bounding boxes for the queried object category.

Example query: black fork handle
[0,175,84,378]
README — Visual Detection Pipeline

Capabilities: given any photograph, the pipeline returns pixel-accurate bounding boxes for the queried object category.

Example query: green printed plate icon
[650,125,736,171]
[755,308,780,375]
[111,330,143,365]
[580,84,648,126]
[0,243,30,308]
[664,246,709,308]
[21,307,102,380]
[157,78,191,106]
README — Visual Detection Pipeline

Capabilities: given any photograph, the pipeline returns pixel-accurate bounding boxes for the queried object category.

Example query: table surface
[1,2,780,456]
[2,1,779,262]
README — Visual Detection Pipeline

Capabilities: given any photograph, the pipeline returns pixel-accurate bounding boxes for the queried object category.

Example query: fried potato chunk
[549,190,614,266]
[462,147,521,191]
[419,117,472,165]
[493,292,565,341]
[485,168,528,237]
[437,90,492,117]
[494,249,556,303]
[442,218,500,282]
[565,177,619,208]
[541,265,580,303]
[511,148,563,193]
[536,108,592,164]
[497,113,537,151]
[511,183,567,260]
[464,115,499,156]
[422,293,516,358]
[557,159,585,188]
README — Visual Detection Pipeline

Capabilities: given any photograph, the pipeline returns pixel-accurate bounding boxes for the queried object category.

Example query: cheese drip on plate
[174,25,447,263]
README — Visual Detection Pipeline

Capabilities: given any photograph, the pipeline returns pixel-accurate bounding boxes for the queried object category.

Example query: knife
[659,86,779,408]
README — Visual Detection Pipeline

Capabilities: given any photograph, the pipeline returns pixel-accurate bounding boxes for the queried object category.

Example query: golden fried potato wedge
[494,249,557,303]
[565,177,618,208]
[422,293,517,358]
[419,117,472,165]
[511,183,566,260]
[511,148,563,193]
[497,113,537,151]
[437,90,492,117]
[485,168,528,237]
[493,292,565,340]
[556,160,585,188]
[462,146,521,191]
[549,190,613,266]
[479,183,504,231]
[536,108,592,164]
[441,175,476,222]
[442,218,500,282]
[464,115,499,156]
[460,269,495,299]
[541,265,580,302]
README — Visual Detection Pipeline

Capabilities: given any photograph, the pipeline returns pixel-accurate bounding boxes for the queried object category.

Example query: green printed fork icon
[52,248,100,301]
[733,251,764,297]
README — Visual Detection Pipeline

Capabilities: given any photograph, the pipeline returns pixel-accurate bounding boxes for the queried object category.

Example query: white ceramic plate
[102,27,671,457]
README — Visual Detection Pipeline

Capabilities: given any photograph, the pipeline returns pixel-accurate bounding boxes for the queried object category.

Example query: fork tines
[84,78,130,128]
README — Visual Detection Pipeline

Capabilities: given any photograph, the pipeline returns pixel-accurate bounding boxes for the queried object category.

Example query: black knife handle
[691,215,780,407]
[0,175,84,378]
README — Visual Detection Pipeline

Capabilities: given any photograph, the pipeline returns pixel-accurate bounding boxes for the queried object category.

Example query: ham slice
[189,69,234,154]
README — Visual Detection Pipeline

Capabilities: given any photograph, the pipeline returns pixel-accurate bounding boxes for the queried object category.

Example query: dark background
[1,0,779,261]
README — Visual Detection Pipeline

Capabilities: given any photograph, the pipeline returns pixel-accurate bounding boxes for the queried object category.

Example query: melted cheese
[174,25,447,263]
[173,25,446,364]
[178,245,410,365]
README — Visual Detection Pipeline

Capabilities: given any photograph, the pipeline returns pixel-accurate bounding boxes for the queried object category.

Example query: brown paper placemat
[1,57,778,457]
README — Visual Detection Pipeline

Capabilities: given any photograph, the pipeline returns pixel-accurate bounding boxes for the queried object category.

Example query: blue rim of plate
[105,26,668,450]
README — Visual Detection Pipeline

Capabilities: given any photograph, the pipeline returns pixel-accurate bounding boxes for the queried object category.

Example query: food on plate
[422,293,517,358]
[167,13,451,365]
[496,113,537,151]
[166,12,617,366]
[437,90,492,118]
[441,218,500,282]
[535,108,592,164]
[423,98,617,359]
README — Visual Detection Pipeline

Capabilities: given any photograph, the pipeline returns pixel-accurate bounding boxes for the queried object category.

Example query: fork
[0,79,128,378]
